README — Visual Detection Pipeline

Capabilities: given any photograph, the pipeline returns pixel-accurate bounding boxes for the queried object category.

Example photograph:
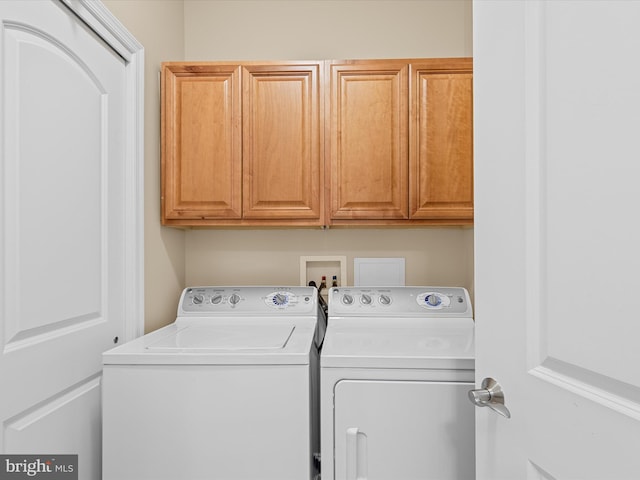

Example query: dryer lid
[321,318,474,370]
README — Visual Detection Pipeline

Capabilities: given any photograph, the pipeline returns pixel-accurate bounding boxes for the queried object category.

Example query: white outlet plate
[354,257,405,286]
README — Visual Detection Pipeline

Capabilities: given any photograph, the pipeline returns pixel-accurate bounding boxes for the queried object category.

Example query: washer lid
[321,318,474,370]
[145,324,295,351]
[103,320,316,365]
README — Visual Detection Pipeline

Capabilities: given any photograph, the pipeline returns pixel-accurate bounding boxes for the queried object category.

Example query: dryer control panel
[328,286,472,317]
[179,286,318,315]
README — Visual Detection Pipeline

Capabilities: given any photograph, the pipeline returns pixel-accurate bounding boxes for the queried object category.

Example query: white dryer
[320,286,475,480]
[102,286,325,480]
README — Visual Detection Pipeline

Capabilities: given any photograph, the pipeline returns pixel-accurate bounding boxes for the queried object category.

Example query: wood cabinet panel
[410,59,473,220]
[162,64,241,221]
[242,64,323,220]
[328,61,409,220]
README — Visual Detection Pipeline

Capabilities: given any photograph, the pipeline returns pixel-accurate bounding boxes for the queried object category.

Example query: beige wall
[183,0,474,301]
[184,0,472,60]
[187,228,474,288]
[105,0,474,332]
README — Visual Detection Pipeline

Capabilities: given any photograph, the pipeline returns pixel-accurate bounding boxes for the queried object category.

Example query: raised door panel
[329,61,409,220]
[162,64,242,222]
[410,59,473,220]
[242,63,323,221]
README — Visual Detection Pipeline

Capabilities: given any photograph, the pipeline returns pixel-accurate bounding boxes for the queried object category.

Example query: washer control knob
[273,293,288,306]
[229,293,241,305]
[379,294,391,305]
[427,294,441,307]
[361,294,372,305]
[342,294,354,305]
[192,294,204,305]
[210,294,223,305]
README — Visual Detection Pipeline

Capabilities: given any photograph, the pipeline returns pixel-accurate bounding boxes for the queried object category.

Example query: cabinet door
[162,64,242,222]
[242,63,323,221]
[410,59,473,220]
[328,61,409,220]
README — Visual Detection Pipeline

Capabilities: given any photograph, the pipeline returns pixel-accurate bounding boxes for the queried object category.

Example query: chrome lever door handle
[468,377,511,419]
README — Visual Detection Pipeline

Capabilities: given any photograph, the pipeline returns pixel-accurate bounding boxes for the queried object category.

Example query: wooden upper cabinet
[328,61,409,220]
[162,63,242,222]
[409,58,473,221]
[242,64,323,220]
[161,61,323,226]
[161,58,472,227]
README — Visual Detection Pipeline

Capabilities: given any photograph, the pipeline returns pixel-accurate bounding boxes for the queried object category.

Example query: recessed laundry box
[321,286,475,480]
[102,286,325,480]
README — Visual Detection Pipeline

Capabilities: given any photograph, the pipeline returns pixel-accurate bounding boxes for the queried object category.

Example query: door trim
[60,0,145,340]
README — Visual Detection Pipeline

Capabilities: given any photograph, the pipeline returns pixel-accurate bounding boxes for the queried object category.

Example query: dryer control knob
[361,294,372,305]
[210,294,223,305]
[342,294,354,305]
[229,293,241,305]
[379,294,391,305]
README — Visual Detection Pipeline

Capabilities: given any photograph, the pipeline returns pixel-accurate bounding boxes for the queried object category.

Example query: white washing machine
[320,286,475,480]
[102,286,325,480]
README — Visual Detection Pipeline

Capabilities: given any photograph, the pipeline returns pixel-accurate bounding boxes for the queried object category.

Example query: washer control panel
[179,286,317,315]
[329,286,471,317]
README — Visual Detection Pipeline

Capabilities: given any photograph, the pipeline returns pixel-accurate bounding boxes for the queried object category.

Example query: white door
[474,1,640,478]
[0,1,142,479]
